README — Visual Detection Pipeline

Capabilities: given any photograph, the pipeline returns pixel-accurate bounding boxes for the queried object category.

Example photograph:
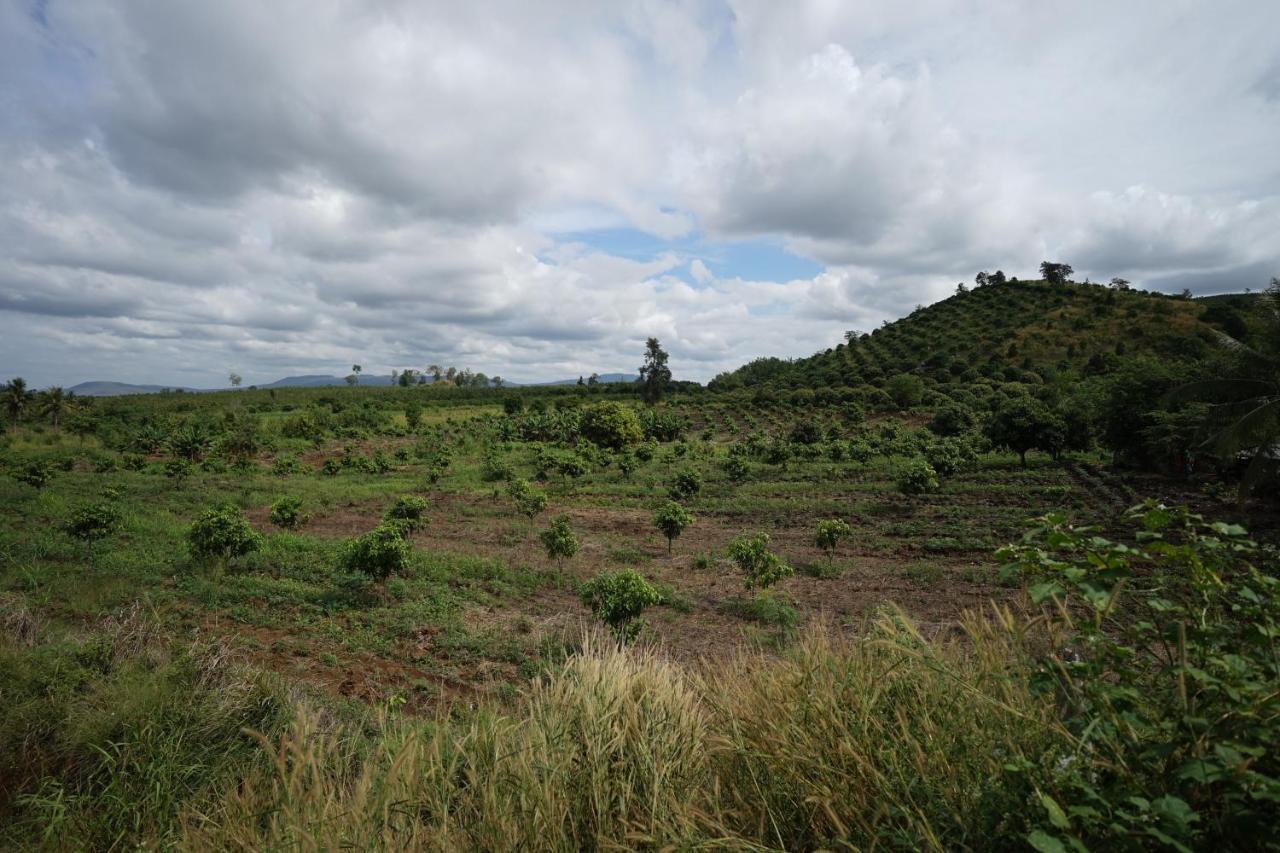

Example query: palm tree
[4,377,32,433]
[1169,278,1280,496]
[39,386,69,430]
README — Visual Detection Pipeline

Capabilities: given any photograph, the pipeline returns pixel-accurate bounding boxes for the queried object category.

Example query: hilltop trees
[1040,261,1074,286]
[639,337,672,405]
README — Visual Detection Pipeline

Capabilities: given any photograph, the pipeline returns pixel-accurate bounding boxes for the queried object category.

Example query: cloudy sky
[1,1,1277,387]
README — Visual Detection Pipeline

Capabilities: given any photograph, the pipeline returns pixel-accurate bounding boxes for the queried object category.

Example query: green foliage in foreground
[579,570,662,643]
[999,502,1280,850]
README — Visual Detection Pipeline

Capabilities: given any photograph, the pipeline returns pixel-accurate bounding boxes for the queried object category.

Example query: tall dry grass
[182,610,1065,851]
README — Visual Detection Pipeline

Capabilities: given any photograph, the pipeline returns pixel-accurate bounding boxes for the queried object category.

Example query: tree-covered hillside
[711,280,1235,391]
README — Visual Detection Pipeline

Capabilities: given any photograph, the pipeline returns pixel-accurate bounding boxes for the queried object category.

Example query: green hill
[710,280,1233,391]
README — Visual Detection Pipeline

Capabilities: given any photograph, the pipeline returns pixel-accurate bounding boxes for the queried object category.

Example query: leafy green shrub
[999,503,1280,850]
[815,518,851,562]
[339,523,412,582]
[722,454,750,482]
[923,437,975,478]
[65,502,123,540]
[320,457,341,476]
[383,495,429,531]
[668,469,702,501]
[744,590,799,628]
[271,454,303,476]
[788,421,823,445]
[269,496,307,529]
[635,441,657,462]
[165,457,193,482]
[617,452,638,479]
[927,403,977,437]
[895,458,939,495]
[556,454,589,483]
[579,402,644,450]
[728,532,793,592]
[187,506,262,565]
[653,501,695,554]
[13,461,51,489]
[539,515,580,572]
[579,570,662,643]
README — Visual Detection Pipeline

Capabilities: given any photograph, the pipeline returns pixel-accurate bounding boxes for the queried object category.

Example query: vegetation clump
[187,505,262,565]
[653,501,695,554]
[269,496,307,529]
[65,501,123,540]
[383,495,429,531]
[895,457,940,495]
[540,515,580,572]
[339,523,412,582]
[728,532,792,592]
[579,569,662,643]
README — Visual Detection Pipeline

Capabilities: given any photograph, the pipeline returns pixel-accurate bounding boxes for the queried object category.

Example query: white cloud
[1,0,1277,387]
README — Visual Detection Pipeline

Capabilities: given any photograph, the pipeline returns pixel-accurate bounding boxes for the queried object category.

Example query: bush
[502,396,524,415]
[540,515,580,570]
[13,461,51,489]
[923,438,975,479]
[886,374,925,409]
[788,421,823,445]
[653,501,695,554]
[998,503,1280,850]
[65,502,123,540]
[927,403,977,437]
[728,532,792,591]
[814,519,851,561]
[268,496,307,529]
[383,495,429,531]
[579,570,662,643]
[895,458,940,495]
[187,506,262,564]
[579,402,644,450]
[668,469,702,501]
[339,524,412,582]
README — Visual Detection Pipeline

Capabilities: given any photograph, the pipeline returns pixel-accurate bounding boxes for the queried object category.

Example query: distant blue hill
[67,381,201,396]
[67,372,641,396]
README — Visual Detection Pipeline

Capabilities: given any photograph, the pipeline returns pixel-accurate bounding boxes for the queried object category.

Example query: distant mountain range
[66,372,640,397]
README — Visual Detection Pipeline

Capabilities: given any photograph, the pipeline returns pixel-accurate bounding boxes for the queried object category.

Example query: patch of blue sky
[555,226,824,286]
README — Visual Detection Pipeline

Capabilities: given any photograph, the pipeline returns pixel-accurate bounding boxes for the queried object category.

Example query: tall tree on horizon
[39,386,69,430]
[4,377,32,433]
[639,337,672,405]
[351,364,362,385]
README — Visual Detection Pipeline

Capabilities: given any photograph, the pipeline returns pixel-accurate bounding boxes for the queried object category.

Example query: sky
[1,1,1278,388]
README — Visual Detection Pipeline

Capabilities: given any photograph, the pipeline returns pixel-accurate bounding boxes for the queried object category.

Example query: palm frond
[1206,398,1280,456]
[1164,378,1276,406]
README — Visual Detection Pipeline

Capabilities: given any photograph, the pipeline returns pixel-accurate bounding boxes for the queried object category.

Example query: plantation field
[4,388,1274,712]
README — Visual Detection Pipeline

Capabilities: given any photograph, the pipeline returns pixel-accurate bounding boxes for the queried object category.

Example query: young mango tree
[188,505,262,570]
[339,523,412,584]
[815,518,851,566]
[579,569,662,644]
[653,500,695,555]
[540,514,580,574]
[729,531,793,592]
